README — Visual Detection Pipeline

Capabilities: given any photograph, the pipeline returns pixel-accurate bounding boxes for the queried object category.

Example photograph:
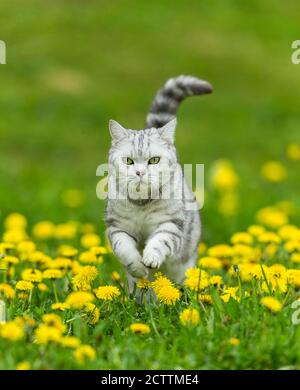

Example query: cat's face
[108,119,178,200]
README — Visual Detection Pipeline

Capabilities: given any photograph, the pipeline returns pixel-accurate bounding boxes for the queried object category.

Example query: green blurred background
[1,0,300,242]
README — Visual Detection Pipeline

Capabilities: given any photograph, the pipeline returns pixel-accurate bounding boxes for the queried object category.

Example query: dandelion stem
[52,281,59,303]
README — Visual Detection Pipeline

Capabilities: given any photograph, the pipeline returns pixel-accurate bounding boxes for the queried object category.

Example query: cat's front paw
[127,261,148,278]
[142,250,163,269]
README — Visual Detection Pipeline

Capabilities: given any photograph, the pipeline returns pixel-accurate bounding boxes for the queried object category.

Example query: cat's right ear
[109,120,127,144]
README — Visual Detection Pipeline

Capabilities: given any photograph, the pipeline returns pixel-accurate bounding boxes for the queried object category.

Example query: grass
[1,0,300,370]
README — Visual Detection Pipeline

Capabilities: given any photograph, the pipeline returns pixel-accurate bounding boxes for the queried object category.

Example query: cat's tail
[146,75,213,128]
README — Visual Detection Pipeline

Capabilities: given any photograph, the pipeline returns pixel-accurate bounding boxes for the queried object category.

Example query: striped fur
[106,75,212,293]
[146,75,212,128]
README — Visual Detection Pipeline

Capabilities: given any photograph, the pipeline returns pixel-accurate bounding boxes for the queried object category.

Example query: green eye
[148,157,160,165]
[122,157,134,165]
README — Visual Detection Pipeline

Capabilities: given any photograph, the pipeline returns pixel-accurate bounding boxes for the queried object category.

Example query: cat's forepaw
[142,250,163,269]
[127,261,148,278]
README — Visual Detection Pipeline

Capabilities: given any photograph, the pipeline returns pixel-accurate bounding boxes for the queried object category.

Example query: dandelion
[198,294,212,305]
[137,278,150,289]
[54,223,77,240]
[261,161,286,182]
[57,245,78,258]
[16,361,31,370]
[155,285,180,305]
[4,255,19,265]
[258,232,281,244]
[42,313,66,333]
[16,280,34,291]
[60,336,81,348]
[209,275,223,286]
[256,207,288,229]
[72,266,98,291]
[38,283,48,292]
[62,189,85,208]
[221,287,240,303]
[74,345,96,364]
[184,268,209,291]
[130,323,151,334]
[228,337,240,346]
[51,302,70,311]
[4,213,27,230]
[94,286,120,301]
[17,241,36,254]
[231,232,253,245]
[35,324,62,344]
[198,256,222,270]
[179,308,200,326]
[208,244,233,258]
[278,225,299,241]
[81,234,101,249]
[198,242,207,255]
[111,271,121,281]
[90,246,107,255]
[0,322,24,341]
[151,273,173,292]
[2,230,28,244]
[32,221,55,240]
[261,296,282,313]
[287,144,300,161]
[210,160,239,191]
[247,225,266,237]
[82,303,100,325]
[66,291,95,309]
[79,251,98,264]
[0,283,15,299]
[22,268,43,283]
[43,269,64,279]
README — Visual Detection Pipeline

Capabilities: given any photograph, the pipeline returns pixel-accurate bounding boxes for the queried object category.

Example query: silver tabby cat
[106,75,213,290]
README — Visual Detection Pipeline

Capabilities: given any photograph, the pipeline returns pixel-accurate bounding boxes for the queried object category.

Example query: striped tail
[146,75,213,128]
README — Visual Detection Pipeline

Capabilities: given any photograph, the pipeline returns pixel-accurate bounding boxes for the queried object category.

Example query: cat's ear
[109,120,127,144]
[159,118,177,144]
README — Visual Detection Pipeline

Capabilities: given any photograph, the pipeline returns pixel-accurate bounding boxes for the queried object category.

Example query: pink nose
[136,171,145,176]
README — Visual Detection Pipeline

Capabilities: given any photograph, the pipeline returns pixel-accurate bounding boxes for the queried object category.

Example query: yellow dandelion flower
[0,322,24,341]
[198,242,207,255]
[17,241,36,254]
[221,287,240,303]
[22,268,43,283]
[16,361,31,370]
[284,240,300,253]
[35,324,62,344]
[51,302,70,311]
[210,159,239,191]
[62,189,85,208]
[278,225,299,241]
[42,313,66,333]
[18,292,29,300]
[258,232,281,244]
[286,269,300,289]
[0,283,15,299]
[198,256,222,270]
[82,303,100,325]
[72,266,98,291]
[79,251,99,264]
[209,275,223,286]
[60,336,81,349]
[81,223,96,234]
[179,308,200,326]
[16,280,34,291]
[43,269,64,279]
[54,223,77,240]
[38,283,48,292]
[90,246,107,255]
[32,221,55,240]
[199,294,212,304]
[247,225,266,237]
[111,271,121,281]
[57,245,78,258]
[94,285,120,301]
[137,278,150,289]
[150,273,173,293]
[208,244,233,258]
[291,253,300,264]
[66,291,95,309]
[231,232,253,245]
[4,255,19,265]
[4,213,27,230]
[228,337,240,346]
[130,323,151,334]
[217,192,239,217]
[287,143,300,161]
[256,207,288,229]
[261,161,286,182]
[2,229,28,244]
[155,285,180,305]
[81,234,101,249]
[261,296,282,313]
[74,345,96,364]
[184,268,209,291]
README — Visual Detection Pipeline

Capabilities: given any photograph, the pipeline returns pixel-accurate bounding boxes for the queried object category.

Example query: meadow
[1,0,300,370]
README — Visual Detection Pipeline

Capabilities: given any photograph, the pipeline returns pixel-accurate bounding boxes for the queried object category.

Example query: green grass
[1,0,300,370]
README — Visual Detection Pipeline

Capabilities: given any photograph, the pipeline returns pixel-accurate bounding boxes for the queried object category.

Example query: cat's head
[108,119,178,201]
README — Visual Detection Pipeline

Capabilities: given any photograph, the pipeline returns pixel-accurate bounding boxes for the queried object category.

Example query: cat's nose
[136,170,145,177]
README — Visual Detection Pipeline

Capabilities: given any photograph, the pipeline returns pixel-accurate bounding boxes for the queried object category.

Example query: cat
[105,75,213,290]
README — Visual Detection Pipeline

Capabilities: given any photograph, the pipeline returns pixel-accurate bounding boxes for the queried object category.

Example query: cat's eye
[122,157,134,165]
[148,157,160,165]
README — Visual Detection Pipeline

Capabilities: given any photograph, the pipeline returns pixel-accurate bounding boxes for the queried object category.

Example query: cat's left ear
[109,120,127,144]
[159,118,177,144]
